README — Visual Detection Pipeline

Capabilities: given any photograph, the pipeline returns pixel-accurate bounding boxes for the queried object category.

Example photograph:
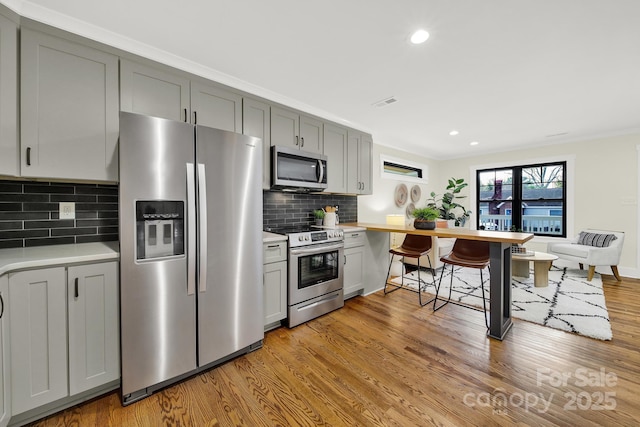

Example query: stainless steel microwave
[271,146,328,192]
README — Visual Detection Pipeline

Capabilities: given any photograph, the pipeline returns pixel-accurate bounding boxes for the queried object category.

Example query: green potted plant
[412,207,440,230]
[427,177,472,226]
[313,209,325,226]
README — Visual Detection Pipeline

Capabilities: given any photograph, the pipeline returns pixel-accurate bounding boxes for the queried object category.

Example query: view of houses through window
[476,162,566,237]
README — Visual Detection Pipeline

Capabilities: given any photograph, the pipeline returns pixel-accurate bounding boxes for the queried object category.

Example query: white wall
[357,144,440,224]
[360,133,640,278]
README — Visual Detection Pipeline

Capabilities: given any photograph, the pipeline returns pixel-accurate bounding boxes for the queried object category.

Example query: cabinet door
[347,130,361,193]
[323,124,348,193]
[243,98,271,189]
[271,106,300,149]
[344,246,365,298]
[9,267,67,415]
[0,10,18,177]
[263,261,287,326]
[120,59,190,122]
[68,262,119,395]
[359,134,373,195]
[0,275,9,427]
[191,82,242,132]
[299,115,323,154]
[20,29,119,182]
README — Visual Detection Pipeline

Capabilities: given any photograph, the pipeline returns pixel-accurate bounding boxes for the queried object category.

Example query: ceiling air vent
[372,96,398,108]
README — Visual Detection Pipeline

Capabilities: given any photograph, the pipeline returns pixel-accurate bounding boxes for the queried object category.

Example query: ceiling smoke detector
[372,96,398,108]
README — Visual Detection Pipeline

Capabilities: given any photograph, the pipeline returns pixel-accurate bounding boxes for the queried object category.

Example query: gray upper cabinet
[191,81,242,132]
[323,123,348,193]
[0,8,18,178]
[243,98,271,189]
[20,29,119,182]
[271,106,323,154]
[120,59,190,122]
[120,59,242,132]
[347,130,373,195]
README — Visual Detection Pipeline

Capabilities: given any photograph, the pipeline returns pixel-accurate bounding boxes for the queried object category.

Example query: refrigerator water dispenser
[136,201,185,260]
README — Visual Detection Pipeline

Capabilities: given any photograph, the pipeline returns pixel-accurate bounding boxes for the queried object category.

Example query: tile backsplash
[0,180,119,249]
[263,191,357,231]
[0,181,358,249]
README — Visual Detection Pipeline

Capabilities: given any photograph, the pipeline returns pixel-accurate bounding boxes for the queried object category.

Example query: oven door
[289,241,344,305]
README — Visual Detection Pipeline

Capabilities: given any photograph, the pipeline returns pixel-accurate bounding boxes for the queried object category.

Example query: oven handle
[290,242,344,256]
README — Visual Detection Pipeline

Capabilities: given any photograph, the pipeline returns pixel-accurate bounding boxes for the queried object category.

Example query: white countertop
[263,231,286,243]
[0,241,120,276]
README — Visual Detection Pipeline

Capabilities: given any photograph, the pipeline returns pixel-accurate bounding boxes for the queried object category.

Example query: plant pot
[414,219,436,230]
[315,219,323,226]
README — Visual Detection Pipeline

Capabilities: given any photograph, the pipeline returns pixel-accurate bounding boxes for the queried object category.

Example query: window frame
[475,160,568,238]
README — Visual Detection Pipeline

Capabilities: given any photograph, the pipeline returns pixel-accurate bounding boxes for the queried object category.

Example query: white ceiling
[7,0,640,159]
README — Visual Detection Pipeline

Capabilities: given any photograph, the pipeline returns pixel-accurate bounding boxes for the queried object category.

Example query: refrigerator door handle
[197,163,208,293]
[186,163,196,296]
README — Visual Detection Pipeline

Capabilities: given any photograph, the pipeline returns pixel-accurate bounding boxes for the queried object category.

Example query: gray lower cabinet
[263,241,287,329]
[67,262,119,395]
[20,29,119,182]
[9,262,119,416]
[120,58,242,132]
[323,123,348,193]
[242,98,271,189]
[347,130,373,195]
[271,106,323,154]
[9,267,67,415]
[0,7,18,178]
[343,231,366,298]
[0,275,9,427]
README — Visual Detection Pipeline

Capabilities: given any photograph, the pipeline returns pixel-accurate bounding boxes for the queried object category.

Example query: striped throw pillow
[577,232,617,247]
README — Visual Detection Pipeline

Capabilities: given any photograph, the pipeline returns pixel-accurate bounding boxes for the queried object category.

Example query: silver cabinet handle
[26,147,32,166]
[183,108,188,123]
[301,137,304,147]
[295,135,299,146]
[74,277,79,298]
[186,163,196,295]
[197,163,208,293]
[0,292,4,318]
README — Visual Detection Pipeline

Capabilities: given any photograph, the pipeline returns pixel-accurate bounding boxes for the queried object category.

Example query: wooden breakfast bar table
[341,222,534,340]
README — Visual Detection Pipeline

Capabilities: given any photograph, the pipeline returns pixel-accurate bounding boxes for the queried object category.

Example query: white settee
[547,229,624,281]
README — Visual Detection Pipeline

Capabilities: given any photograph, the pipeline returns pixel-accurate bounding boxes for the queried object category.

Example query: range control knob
[305,235,310,241]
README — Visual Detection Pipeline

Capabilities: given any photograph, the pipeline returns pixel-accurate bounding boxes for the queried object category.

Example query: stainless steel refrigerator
[118,112,263,405]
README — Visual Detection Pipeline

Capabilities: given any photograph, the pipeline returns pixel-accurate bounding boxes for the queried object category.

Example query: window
[477,162,566,237]
[380,155,428,183]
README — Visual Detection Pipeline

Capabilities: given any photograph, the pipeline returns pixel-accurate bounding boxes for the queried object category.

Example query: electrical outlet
[59,202,75,219]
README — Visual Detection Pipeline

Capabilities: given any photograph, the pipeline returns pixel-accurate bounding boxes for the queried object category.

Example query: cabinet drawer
[263,241,287,264]
[343,231,366,249]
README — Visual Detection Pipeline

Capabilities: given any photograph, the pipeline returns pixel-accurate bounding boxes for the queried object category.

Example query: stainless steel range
[272,226,344,327]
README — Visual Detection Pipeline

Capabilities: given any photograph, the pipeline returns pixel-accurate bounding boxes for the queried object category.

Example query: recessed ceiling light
[410,29,430,44]
[470,141,479,146]
[449,130,459,136]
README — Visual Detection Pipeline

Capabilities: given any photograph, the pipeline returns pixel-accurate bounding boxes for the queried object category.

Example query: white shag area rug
[390,265,612,340]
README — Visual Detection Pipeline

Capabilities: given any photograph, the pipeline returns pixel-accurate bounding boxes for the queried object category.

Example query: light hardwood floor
[29,274,640,426]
